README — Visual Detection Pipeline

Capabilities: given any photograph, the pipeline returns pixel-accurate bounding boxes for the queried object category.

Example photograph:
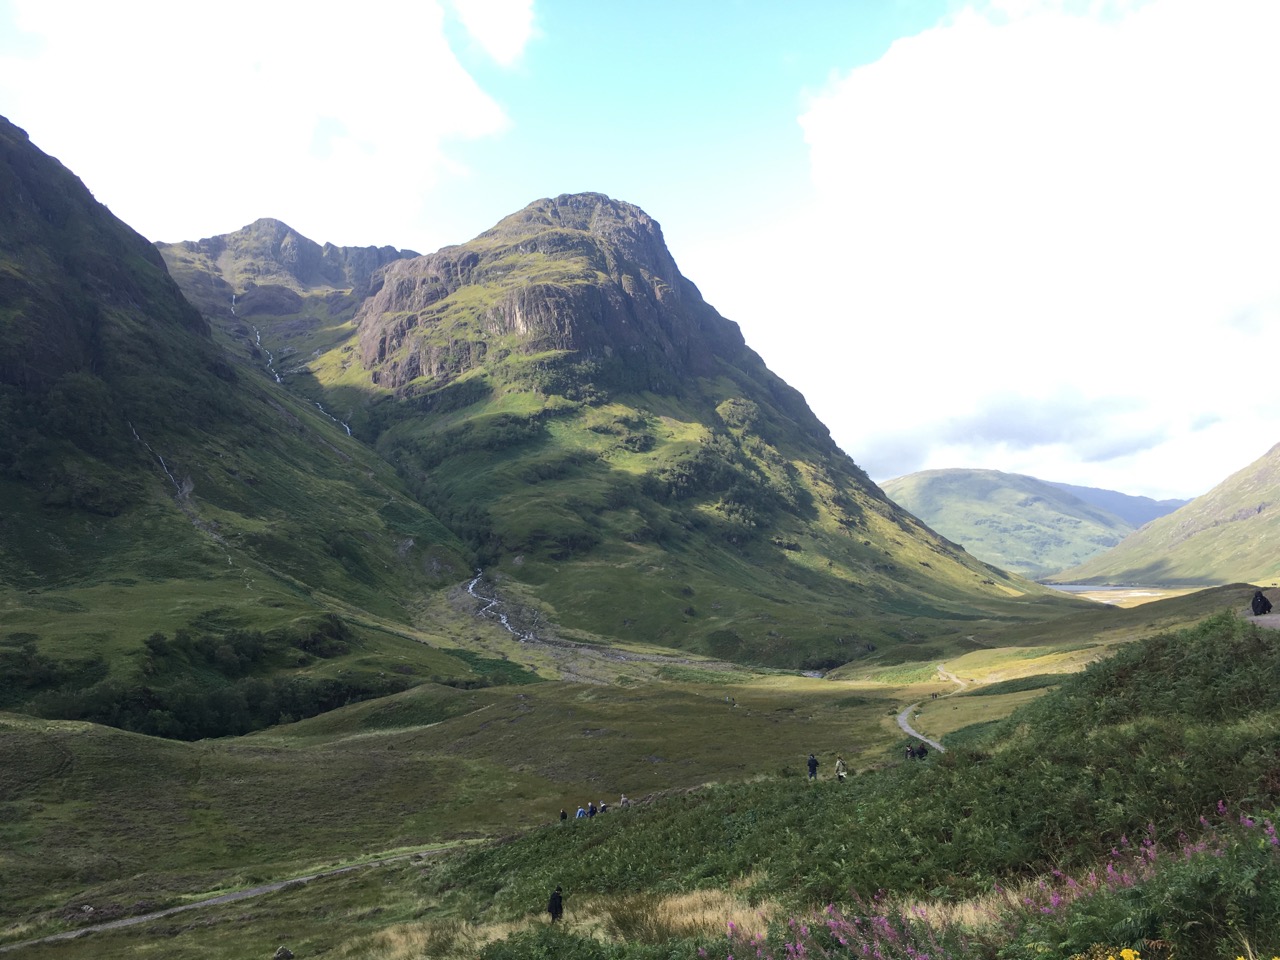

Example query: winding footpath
[895,665,968,754]
[0,849,448,954]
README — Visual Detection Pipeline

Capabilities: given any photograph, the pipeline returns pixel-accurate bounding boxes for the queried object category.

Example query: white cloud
[0,0,518,248]
[447,0,536,66]
[695,0,1280,500]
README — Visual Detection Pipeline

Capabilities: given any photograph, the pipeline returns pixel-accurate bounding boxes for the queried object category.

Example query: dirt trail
[895,665,966,753]
[0,849,446,954]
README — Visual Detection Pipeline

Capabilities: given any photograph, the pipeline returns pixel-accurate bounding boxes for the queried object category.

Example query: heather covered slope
[881,468,1136,579]
[1058,441,1280,586]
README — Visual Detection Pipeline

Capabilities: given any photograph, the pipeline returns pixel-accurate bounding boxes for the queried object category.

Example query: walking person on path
[835,755,848,782]
[807,753,819,780]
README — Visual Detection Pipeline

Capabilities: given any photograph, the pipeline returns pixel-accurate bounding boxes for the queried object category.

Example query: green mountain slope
[1057,442,1280,586]
[0,116,481,734]
[881,468,1134,578]
[156,219,416,408]
[315,194,1077,666]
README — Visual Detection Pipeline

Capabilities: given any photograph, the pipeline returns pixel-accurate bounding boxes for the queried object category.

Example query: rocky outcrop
[355,193,748,391]
[165,218,416,298]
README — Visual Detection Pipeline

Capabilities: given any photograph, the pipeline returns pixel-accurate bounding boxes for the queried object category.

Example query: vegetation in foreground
[3,611,1279,959]
[439,611,1280,959]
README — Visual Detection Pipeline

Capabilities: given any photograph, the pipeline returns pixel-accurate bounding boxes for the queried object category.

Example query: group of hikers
[560,795,630,822]
[806,744,929,781]
[806,753,851,781]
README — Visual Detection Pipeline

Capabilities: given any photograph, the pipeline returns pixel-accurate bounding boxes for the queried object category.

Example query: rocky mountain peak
[161,218,416,308]
[355,192,746,392]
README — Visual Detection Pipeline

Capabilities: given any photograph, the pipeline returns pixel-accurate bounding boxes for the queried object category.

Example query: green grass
[0,672,906,937]
[5,607,1280,959]
[429,612,1280,957]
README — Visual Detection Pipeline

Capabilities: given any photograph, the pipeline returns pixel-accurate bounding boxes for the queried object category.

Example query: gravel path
[895,665,967,753]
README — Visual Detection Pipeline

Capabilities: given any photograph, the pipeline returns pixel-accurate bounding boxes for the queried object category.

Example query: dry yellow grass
[328,885,780,958]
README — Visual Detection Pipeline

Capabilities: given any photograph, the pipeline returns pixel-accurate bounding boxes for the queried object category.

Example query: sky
[2,0,1278,501]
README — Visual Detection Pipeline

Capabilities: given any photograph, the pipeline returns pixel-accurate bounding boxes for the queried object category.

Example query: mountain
[880,468,1136,579]
[1055,442,1280,586]
[0,115,483,738]
[1044,481,1187,528]
[160,217,416,314]
[162,192,1080,669]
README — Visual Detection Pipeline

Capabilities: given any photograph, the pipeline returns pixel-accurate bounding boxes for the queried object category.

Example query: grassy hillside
[5,599,1276,959]
[881,468,1134,579]
[436,609,1280,959]
[1059,442,1280,586]
[0,116,487,734]
[0,667,918,930]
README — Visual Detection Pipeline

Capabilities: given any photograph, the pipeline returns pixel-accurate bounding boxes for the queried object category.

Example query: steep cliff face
[355,193,747,391]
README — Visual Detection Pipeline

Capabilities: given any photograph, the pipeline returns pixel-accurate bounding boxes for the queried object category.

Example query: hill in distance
[1056,441,1280,586]
[1045,480,1188,528]
[880,468,1175,579]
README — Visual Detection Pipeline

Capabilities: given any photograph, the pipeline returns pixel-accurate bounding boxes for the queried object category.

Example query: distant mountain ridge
[158,217,416,321]
[1045,481,1189,529]
[880,468,1179,579]
[1056,443,1280,586]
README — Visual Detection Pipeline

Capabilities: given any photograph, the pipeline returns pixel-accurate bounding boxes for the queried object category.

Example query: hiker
[619,794,631,809]
[599,800,609,814]
[835,755,848,782]
[547,885,564,923]
[588,801,597,818]
[575,805,586,819]
[559,808,567,823]
[905,745,916,760]
[807,753,819,779]
[917,745,929,760]
[1252,590,1272,616]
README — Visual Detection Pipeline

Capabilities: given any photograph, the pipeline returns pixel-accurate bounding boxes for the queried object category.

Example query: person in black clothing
[1252,590,1273,616]
[547,885,564,923]
[559,808,568,823]
[807,753,819,779]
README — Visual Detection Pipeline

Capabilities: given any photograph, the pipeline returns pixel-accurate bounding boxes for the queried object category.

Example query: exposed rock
[355,193,749,393]
[165,218,412,300]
